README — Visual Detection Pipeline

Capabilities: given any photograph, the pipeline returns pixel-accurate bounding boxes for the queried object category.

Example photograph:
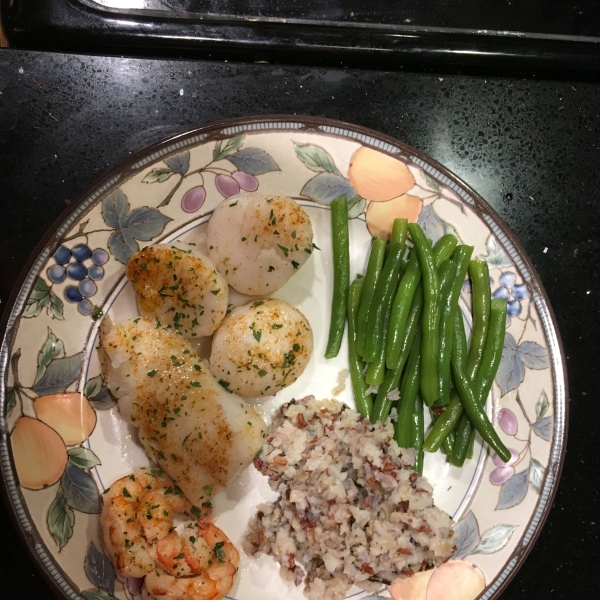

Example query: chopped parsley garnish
[253,330,262,342]
[147,370,157,377]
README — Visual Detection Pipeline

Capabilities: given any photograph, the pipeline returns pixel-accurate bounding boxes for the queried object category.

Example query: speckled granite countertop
[0,49,598,599]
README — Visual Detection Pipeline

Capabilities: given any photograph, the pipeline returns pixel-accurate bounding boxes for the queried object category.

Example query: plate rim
[0,114,569,600]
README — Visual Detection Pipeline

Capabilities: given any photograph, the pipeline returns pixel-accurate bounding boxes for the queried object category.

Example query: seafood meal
[95,192,479,600]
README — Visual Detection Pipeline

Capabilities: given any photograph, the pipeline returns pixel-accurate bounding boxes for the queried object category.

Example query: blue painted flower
[493,271,529,324]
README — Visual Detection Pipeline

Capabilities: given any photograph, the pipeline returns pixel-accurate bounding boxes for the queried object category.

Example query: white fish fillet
[100,318,266,501]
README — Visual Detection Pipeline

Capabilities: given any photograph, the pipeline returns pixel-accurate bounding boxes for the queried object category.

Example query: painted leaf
[68,447,101,469]
[453,511,480,559]
[213,134,245,161]
[164,151,190,175]
[483,235,512,267]
[532,416,553,441]
[227,147,280,175]
[85,542,117,595]
[84,375,103,399]
[61,463,101,514]
[293,143,341,175]
[536,389,549,420]
[517,341,549,370]
[47,486,74,551]
[102,189,130,229]
[32,352,83,396]
[142,168,176,184]
[84,374,117,409]
[48,289,64,320]
[418,204,456,242]
[496,332,524,395]
[124,207,171,241]
[89,387,117,410]
[496,468,529,510]
[6,387,16,416]
[107,229,138,264]
[529,457,545,493]
[347,196,367,219]
[301,173,355,204]
[35,328,65,385]
[473,524,516,554]
[423,171,442,191]
[23,277,64,320]
[81,591,118,600]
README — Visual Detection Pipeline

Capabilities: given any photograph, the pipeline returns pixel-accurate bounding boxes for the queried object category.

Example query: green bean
[363,241,404,363]
[412,393,425,474]
[407,223,441,406]
[347,277,372,419]
[391,218,409,247]
[466,259,491,378]
[366,319,387,386]
[438,246,474,405]
[424,395,463,453]
[394,329,422,447]
[451,349,511,463]
[386,235,455,370]
[356,237,386,357]
[423,309,468,452]
[451,298,508,466]
[386,251,421,368]
[325,195,350,359]
[432,234,459,267]
[371,285,423,423]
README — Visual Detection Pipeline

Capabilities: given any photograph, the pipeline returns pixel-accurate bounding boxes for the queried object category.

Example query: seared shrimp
[145,523,239,600]
[126,245,228,339]
[101,468,239,600]
[206,193,314,295]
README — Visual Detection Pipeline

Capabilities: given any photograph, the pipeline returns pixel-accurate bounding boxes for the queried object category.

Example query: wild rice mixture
[245,396,456,600]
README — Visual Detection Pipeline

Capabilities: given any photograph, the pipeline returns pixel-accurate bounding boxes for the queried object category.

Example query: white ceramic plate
[0,116,567,600]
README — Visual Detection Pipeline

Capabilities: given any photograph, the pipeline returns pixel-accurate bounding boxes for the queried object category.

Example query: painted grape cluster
[48,244,108,315]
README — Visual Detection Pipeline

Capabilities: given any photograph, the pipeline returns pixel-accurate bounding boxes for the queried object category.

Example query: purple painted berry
[181,186,207,213]
[88,265,104,281]
[489,466,515,485]
[48,265,67,284]
[66,262,87,281]
[232,171,259,192]
[499,272,516,288]
[78,300,93,316]
[53,245,71,265]
[72,244,92,261]
[78,279,97,298]
[493,447,519,467]
[215,174,240,198]
[498,408,518,435]
[65,286,82,303]
[91,248,109,266]
[512,283,529,300]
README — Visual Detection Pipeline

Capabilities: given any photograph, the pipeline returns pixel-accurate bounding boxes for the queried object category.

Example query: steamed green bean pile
[325,203,510,473]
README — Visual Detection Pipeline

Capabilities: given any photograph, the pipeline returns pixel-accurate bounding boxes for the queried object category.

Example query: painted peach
[348,147,415,202]
[425,561,486,600]
[11,417,68,490]
[366,194,423,239]
[389,570,433,600]
[34,392,97,445]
